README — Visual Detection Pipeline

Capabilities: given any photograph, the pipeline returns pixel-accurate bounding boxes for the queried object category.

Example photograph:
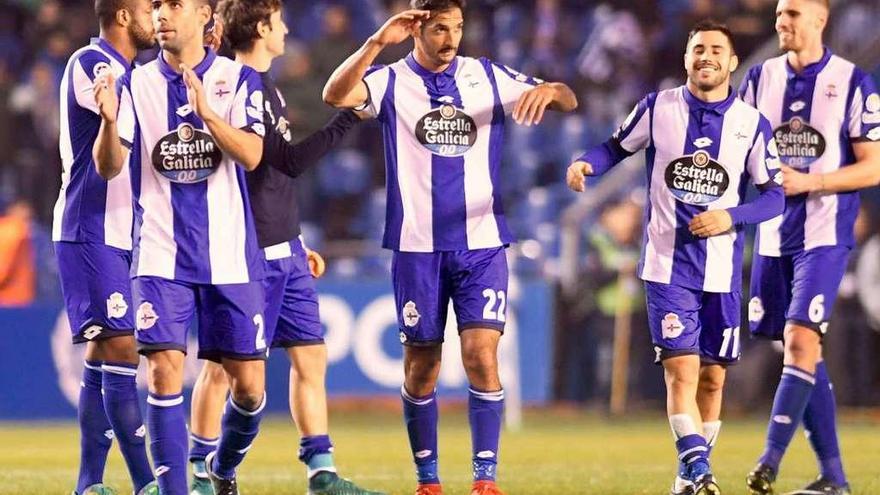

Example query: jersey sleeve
[747,114,782,187]
[116,73,136,149]
[613,94,652,153]
[482,58,544,115]
[72,49,115,115]
[231,66,266,137]
[361,64,390,120]
[848,69,880,142]
[737,64,761,107]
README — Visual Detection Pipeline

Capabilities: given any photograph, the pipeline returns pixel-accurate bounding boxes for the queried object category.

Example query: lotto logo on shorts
[661,313,684,339]
[136,302,159,330]
[402,301,421,327]
[106,292,129,319]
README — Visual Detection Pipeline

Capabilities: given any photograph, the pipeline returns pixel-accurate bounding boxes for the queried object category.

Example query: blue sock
[803,362,847,485]
[102,363,153,492]
[759,365,816,471]
[680,421,721,477]
[299,435,336,478]
[77,361,113,494]
[402,387,439,484]
[211,394,266,480]
[468,387,504,482]
[669,414,709,480]
[189,433,219,463]
[147,393,189,495]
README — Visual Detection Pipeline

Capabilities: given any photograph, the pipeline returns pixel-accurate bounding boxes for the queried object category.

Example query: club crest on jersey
[774,117,825,168]
[151,123,222,183]
[664,150,730,205]
[92,61,112,79]
[415,104,477,157]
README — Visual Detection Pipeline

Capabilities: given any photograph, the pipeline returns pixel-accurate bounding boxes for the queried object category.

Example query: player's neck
[787,42,824,73]
[236,47,273,73]
[413,49,450,73]
[164,43,208,73]
[686,80,730,103]
[99,28,136,64]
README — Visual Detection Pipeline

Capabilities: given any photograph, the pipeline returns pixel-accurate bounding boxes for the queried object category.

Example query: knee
[230,388,265,411]
[202,362,227,384]
[148,359,183,394]
[699,374,725,395]
[462,347,497,376]
[666,369,699,389]
[784,330,820,363]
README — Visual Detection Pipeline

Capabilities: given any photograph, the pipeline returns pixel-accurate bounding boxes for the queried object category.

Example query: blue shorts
[392,247,508,346]
[132,276,267,362]
[749,246,850,340]
[55,242,135,344]
[645,281,742,365]
[262,238,323,348]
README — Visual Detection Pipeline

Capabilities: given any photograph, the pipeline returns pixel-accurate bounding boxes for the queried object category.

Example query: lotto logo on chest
[774,117,826,168]
[664,150,730,205]
[151,123,223,183]
[415,103,477,157]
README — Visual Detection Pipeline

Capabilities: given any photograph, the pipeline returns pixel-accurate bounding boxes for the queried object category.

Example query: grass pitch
[1,410,878,494]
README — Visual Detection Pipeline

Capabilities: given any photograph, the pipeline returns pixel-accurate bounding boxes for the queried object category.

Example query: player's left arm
[781,73,880,195]
[181,64,264,171]
[512,82,578,126]
[690,116,784,237]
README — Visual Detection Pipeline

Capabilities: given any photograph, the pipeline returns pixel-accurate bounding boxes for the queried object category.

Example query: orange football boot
[470,480,506,495]
[414,483,443,495]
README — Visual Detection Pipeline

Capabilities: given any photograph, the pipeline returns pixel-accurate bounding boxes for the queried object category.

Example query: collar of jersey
[682,85,736,115]
[91,37,131,69]
[157,47,216,83]
[785,46,832,79]
[405,52,458,80]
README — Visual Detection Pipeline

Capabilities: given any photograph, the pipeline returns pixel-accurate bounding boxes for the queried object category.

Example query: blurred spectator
[0,199,36,307]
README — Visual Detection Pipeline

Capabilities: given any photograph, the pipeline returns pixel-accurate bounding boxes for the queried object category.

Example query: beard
[688,69,728,92]
[129,22,156,50]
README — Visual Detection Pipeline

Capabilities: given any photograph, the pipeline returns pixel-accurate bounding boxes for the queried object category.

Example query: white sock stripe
[147,395,184,407]
[229,392,267,417]
[783,367,816,385]
[307,467,338,478]
[678,445,708,460]
[83,361,103,371]
[101,364,138,376]
[191,434,220,446]
[469,388,505,401]
[401,386,435,406]
[236,444,253,454]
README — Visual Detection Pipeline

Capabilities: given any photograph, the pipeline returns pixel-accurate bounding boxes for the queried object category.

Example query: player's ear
[116,7,131,28]
[197,2,213,30]
[729,54,739,73]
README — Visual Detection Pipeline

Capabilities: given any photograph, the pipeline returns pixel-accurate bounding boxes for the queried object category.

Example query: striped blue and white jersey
[614,86,780,293]
[53,38,133,249]
[116,50,266,284]
[739,49,880,256]
[362,53,542,252]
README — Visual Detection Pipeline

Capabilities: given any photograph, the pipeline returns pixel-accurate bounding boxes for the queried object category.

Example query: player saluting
[92,0,269,494]
[53,1,157,493]
[323,1,577,494]
[184,2,381,495]
[739,1,880,494]
[567,20,783,495]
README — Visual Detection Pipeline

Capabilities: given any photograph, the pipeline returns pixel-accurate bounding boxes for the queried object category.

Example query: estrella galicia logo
[415,104,477,156]
[773,117,826,168]
[664,150,730,205]
[151,123,223,183]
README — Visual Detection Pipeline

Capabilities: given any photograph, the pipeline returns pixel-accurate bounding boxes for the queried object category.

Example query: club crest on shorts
[106,291,129,319]
[661,313,685,339]
[748,296,765,323]
[136,302,159,330]
[402,300,421,327]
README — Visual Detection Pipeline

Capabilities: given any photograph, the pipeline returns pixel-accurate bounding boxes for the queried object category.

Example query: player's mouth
[696,64,719,74]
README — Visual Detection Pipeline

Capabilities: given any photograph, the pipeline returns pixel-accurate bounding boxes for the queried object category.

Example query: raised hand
[370,9,431,46]
[566,160,594,192]
[689,209,733,237]
[306,249,326,278]
[513,84,556,126]
[93,72,118,123]
[181,64,214,122]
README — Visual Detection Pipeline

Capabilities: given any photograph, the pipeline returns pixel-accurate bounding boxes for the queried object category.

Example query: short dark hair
[687,19,736,54]
[216,0,281,52]
[95,0,127,28]
[409,0,466,12]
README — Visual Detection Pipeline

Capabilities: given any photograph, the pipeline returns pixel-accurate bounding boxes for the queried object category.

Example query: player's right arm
[322,9,429,108]
[566,95,653,192]
[92,72,130,180]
